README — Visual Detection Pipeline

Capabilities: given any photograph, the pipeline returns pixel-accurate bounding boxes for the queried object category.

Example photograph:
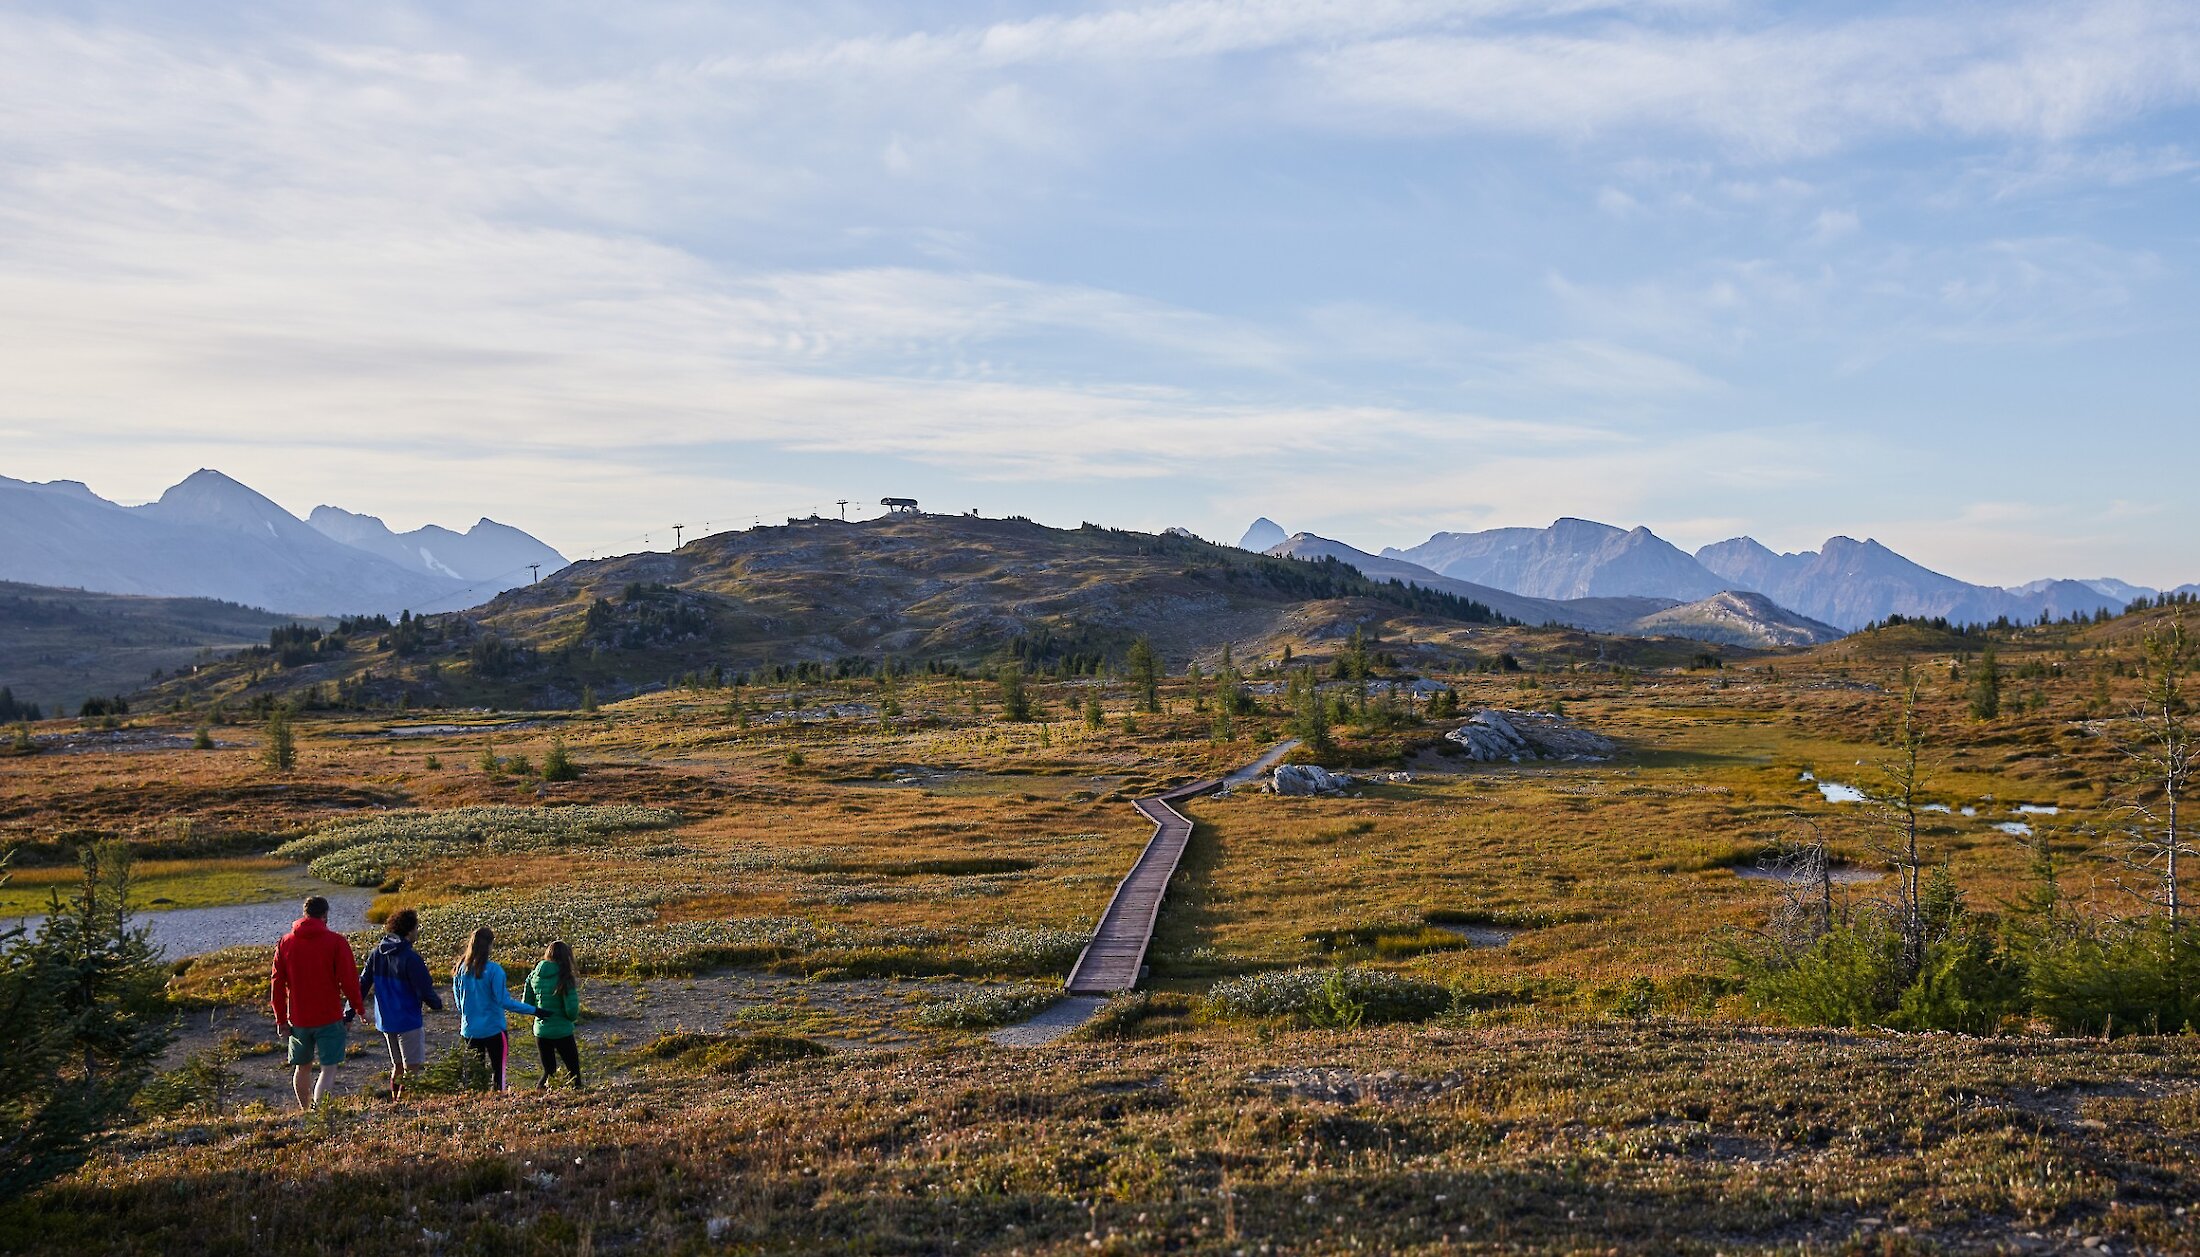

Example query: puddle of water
[2016,805,2061,815]
[5,888,377,960]
[1736,865,1885,885]
[1961,806,1978,817]
[1996,822,2034,837]
[1431,923,1518,947]
[379,721,538,738]
[1920,803,1951,814]
[1798,771,1816,782]
[1816,781,1868,804]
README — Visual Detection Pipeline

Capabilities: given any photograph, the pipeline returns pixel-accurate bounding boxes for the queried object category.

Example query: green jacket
[523,961,581,1039]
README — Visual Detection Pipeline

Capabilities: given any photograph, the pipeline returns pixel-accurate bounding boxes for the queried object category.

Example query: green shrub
[135,1034,247,1117]
[1734,905,2026,1034]
[541,739,579,782]
[2028,919,2200,1037]
[407,1045,490,1095]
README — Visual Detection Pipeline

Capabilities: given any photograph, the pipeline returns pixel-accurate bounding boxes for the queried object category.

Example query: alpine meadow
[5,3,2200,1255]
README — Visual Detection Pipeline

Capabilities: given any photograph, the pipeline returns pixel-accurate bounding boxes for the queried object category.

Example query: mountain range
[1251,517,2192,633]
[0,470,564,617]
[1271,532,1841,646]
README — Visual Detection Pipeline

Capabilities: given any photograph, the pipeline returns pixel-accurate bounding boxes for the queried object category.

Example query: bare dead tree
[1866,668,1934,977]
[2108,614,2194,922]
[1757,815,1838,955]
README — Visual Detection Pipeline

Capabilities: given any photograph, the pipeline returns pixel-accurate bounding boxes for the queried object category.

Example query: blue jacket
[452,960,537,1039]
[360,934,443,1034]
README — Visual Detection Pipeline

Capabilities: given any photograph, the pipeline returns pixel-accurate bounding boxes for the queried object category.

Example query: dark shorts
[286,1020,347,1068]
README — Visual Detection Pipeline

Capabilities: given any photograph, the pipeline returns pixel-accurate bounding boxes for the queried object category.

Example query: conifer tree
[541,738,579,782]
[1969,644,2003,720]
[998,663,1033,722]
[0,843,173,1196]
[261,707,296,773]
[1083,691,1105,732]
[1127,639,1162,714]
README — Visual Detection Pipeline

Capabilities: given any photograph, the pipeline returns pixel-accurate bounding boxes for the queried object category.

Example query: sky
[2,1,2196,586]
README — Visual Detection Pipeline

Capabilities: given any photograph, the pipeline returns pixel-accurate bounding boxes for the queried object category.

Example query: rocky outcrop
[1445,709,1616,762]
[1272,764,1354,796]
[1629,590,1842,648]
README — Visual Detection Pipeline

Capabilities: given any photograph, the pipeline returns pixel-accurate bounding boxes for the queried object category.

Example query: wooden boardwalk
[1063,741,1297,996]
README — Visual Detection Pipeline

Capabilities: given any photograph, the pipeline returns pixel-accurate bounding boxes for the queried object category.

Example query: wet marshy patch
[799,856,1038,876]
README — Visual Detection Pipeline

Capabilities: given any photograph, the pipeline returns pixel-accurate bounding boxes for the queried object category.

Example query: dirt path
[985,995,1107,1047]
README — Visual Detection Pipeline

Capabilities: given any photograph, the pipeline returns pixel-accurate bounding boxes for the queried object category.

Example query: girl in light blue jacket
[451,927,539,1091]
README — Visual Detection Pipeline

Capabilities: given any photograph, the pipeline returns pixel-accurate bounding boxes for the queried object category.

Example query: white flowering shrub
[970,927,1089,975]
[1205,966,1452,1025]
[912,984,1061,1029]
[275,805,681,886]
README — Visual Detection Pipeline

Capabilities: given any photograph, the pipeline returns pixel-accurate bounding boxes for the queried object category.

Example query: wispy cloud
[0,1,2194,580]
[1298,1,2200,156]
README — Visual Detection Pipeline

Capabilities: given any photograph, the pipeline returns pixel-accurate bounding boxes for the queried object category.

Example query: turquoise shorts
[286,1020,348,1068]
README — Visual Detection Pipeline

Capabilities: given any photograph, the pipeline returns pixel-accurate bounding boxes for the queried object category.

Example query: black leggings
[536,1034,580,1086]
[465,1032,509,1091]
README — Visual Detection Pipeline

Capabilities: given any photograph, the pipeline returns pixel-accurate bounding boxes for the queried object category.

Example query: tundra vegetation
[1,600,2197,1253]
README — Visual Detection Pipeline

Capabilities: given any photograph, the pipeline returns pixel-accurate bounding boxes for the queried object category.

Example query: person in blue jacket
[450,926,539,1092]
[359,907,443,1100]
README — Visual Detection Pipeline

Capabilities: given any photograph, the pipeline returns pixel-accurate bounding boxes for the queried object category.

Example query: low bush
[133,1036,248,1118]
[969,926,1088,975]
[911,984,1060,1030]
[639,1032,829,1075]
[1076,990,1200,1041]
[1205,966,1453,1026]
[1306,922,1474,961]
[274,805,680,886]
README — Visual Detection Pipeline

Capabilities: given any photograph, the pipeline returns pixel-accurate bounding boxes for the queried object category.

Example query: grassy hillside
[139,514,1752,712]
[0,581,324,716]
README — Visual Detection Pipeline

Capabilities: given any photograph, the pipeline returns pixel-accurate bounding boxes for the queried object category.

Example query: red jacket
[271,915,365,1029]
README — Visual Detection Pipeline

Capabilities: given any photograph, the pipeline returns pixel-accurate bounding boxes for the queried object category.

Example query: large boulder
[1272,764,1354,796]
[1445,709,1616,763]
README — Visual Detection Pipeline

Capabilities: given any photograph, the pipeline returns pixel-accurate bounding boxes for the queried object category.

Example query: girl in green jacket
[524,940,583,1089]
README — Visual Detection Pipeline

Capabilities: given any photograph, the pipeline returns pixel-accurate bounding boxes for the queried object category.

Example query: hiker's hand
[274,1020,290,1039]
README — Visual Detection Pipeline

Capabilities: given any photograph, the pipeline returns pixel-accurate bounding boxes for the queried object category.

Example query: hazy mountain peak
[8,477,111,505]
[141,468,309,539]
[309,500,565,587]
[1388,517,1729,602]
[307,504,396,543]
[1238,517,1287,551]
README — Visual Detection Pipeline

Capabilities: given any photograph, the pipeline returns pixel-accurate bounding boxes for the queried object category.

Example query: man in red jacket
[270,895,366,1111]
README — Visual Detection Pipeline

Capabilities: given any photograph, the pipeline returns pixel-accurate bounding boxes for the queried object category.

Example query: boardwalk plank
[1063,740,1298,996]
